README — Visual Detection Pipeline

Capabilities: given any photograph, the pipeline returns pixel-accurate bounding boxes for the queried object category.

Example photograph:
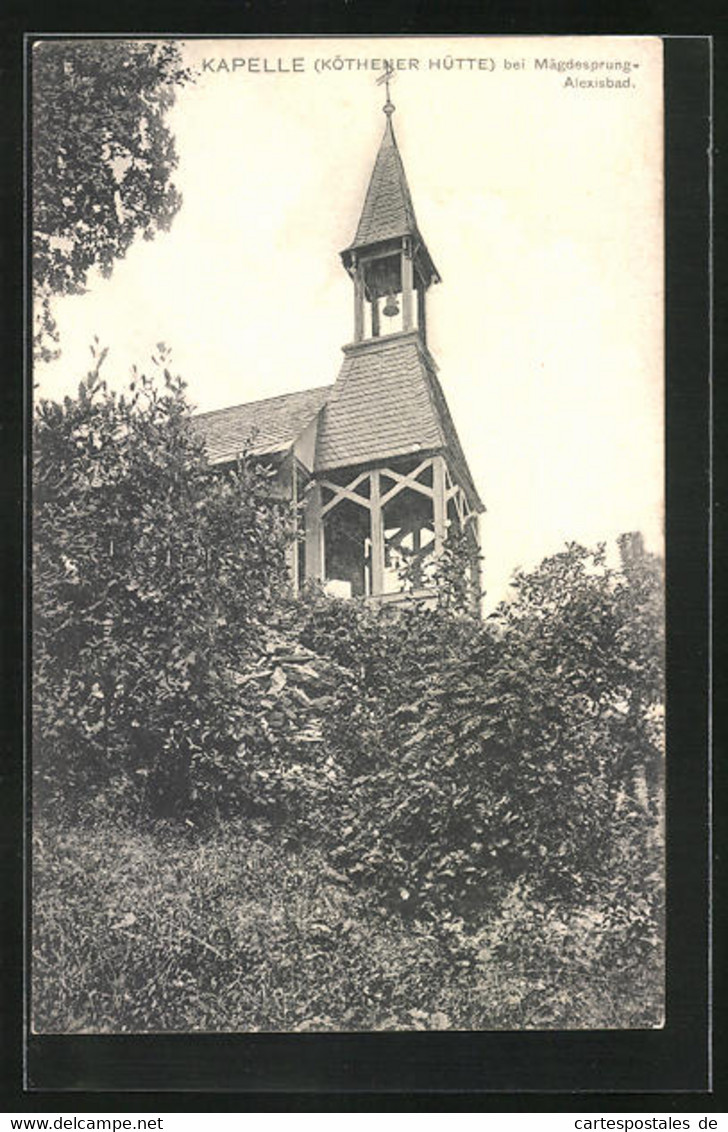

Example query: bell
[382,289,400,318]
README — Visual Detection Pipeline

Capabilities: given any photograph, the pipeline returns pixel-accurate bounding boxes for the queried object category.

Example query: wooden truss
[305,453,480,601]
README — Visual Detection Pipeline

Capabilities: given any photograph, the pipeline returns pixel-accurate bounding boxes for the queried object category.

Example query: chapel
[195,88,484,607]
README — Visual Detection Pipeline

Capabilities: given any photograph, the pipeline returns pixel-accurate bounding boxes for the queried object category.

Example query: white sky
[34,36,664,609]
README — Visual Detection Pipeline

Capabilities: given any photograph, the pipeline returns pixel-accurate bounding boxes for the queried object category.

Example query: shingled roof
[193,385,332,465]
[191,338,482,509]
[315,334,439,468]
[315,331,484,511]
[346,118,419,251]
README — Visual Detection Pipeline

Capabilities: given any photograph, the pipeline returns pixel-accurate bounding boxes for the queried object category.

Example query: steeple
[348,110,418,250]
[340,88,439,346]
[197,75,483,608]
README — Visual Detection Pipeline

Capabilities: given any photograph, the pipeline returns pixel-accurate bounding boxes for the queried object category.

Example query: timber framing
[304,450,482,605]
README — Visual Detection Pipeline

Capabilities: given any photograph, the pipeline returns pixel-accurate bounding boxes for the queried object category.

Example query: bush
[292,542,663,954]
[33,353,295,822]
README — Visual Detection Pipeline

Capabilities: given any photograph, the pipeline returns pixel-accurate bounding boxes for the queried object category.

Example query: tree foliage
[32,40,191,359]
[287,539,663,935]
[33,350,294,818]
[402,540,663,912]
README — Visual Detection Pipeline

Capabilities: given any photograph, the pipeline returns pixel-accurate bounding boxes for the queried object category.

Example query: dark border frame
[1,17,714,1108]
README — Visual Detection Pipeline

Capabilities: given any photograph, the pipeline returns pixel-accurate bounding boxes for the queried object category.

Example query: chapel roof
[193,384,332,465]
[315,333,442,468]
[315,331,483,511]
[192,339,482,510]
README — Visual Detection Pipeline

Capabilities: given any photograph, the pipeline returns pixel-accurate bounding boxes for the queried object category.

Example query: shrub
[33,352,294,822]
[296,541,663,952]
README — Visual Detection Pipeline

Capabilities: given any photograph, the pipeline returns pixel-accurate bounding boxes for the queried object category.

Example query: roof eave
[340,231,441,288]
[206,441,293,468]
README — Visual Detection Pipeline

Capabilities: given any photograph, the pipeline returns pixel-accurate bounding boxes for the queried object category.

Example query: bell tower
[302,76,485,608]
[339,87,440,348]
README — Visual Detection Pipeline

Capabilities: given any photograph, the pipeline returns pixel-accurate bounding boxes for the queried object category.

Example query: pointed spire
[347,110,419,251]
[340,83,440,291]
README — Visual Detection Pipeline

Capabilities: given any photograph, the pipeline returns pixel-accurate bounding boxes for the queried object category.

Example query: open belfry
[196,80,484,606]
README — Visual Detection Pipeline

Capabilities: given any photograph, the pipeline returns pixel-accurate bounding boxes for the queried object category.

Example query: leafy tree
[296,524,483,779]
[400,523,483,615]
[33,348,294,820]
[479,536,664,903]
[309,539,663,938]
[32,40,191,359]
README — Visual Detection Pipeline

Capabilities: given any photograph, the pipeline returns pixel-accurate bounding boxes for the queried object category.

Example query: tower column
[305,483,325,581]
[353,258,365,343]
[401,238,414,331]
[432,455,447,556]
[371,295,380,337]
[369,469,385,596]
[417,276,427,345]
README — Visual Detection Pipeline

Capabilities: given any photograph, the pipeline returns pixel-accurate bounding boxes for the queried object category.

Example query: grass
[32,820,663,1033]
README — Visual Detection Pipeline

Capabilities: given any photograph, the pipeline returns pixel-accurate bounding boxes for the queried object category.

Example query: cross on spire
[376,59,395,117]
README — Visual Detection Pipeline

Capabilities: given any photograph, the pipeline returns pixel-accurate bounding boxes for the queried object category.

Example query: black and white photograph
[30,35,666,1036]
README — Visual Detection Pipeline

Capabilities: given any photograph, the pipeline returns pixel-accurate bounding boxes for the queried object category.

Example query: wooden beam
[304,482,325,581]
[401,240,414,331]
[379,457,434,505]
[396,456,433,482]
[371,295,380,338]
[458,487,471,525]
[369,469,385,597]
[432,455,447,555]
[387,524,428,552]
[357,243,401,264]
[320,472,372,516]
[452,487,465,527]
[417,279,427,345]
[321,486,371,516]
[410,525,423,587]
[326,469,371,495]
[408,542,432,567]
[353,262,365,343]
[381,478,433,506]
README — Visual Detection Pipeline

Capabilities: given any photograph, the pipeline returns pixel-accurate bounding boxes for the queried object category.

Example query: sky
[34,36,664,609]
